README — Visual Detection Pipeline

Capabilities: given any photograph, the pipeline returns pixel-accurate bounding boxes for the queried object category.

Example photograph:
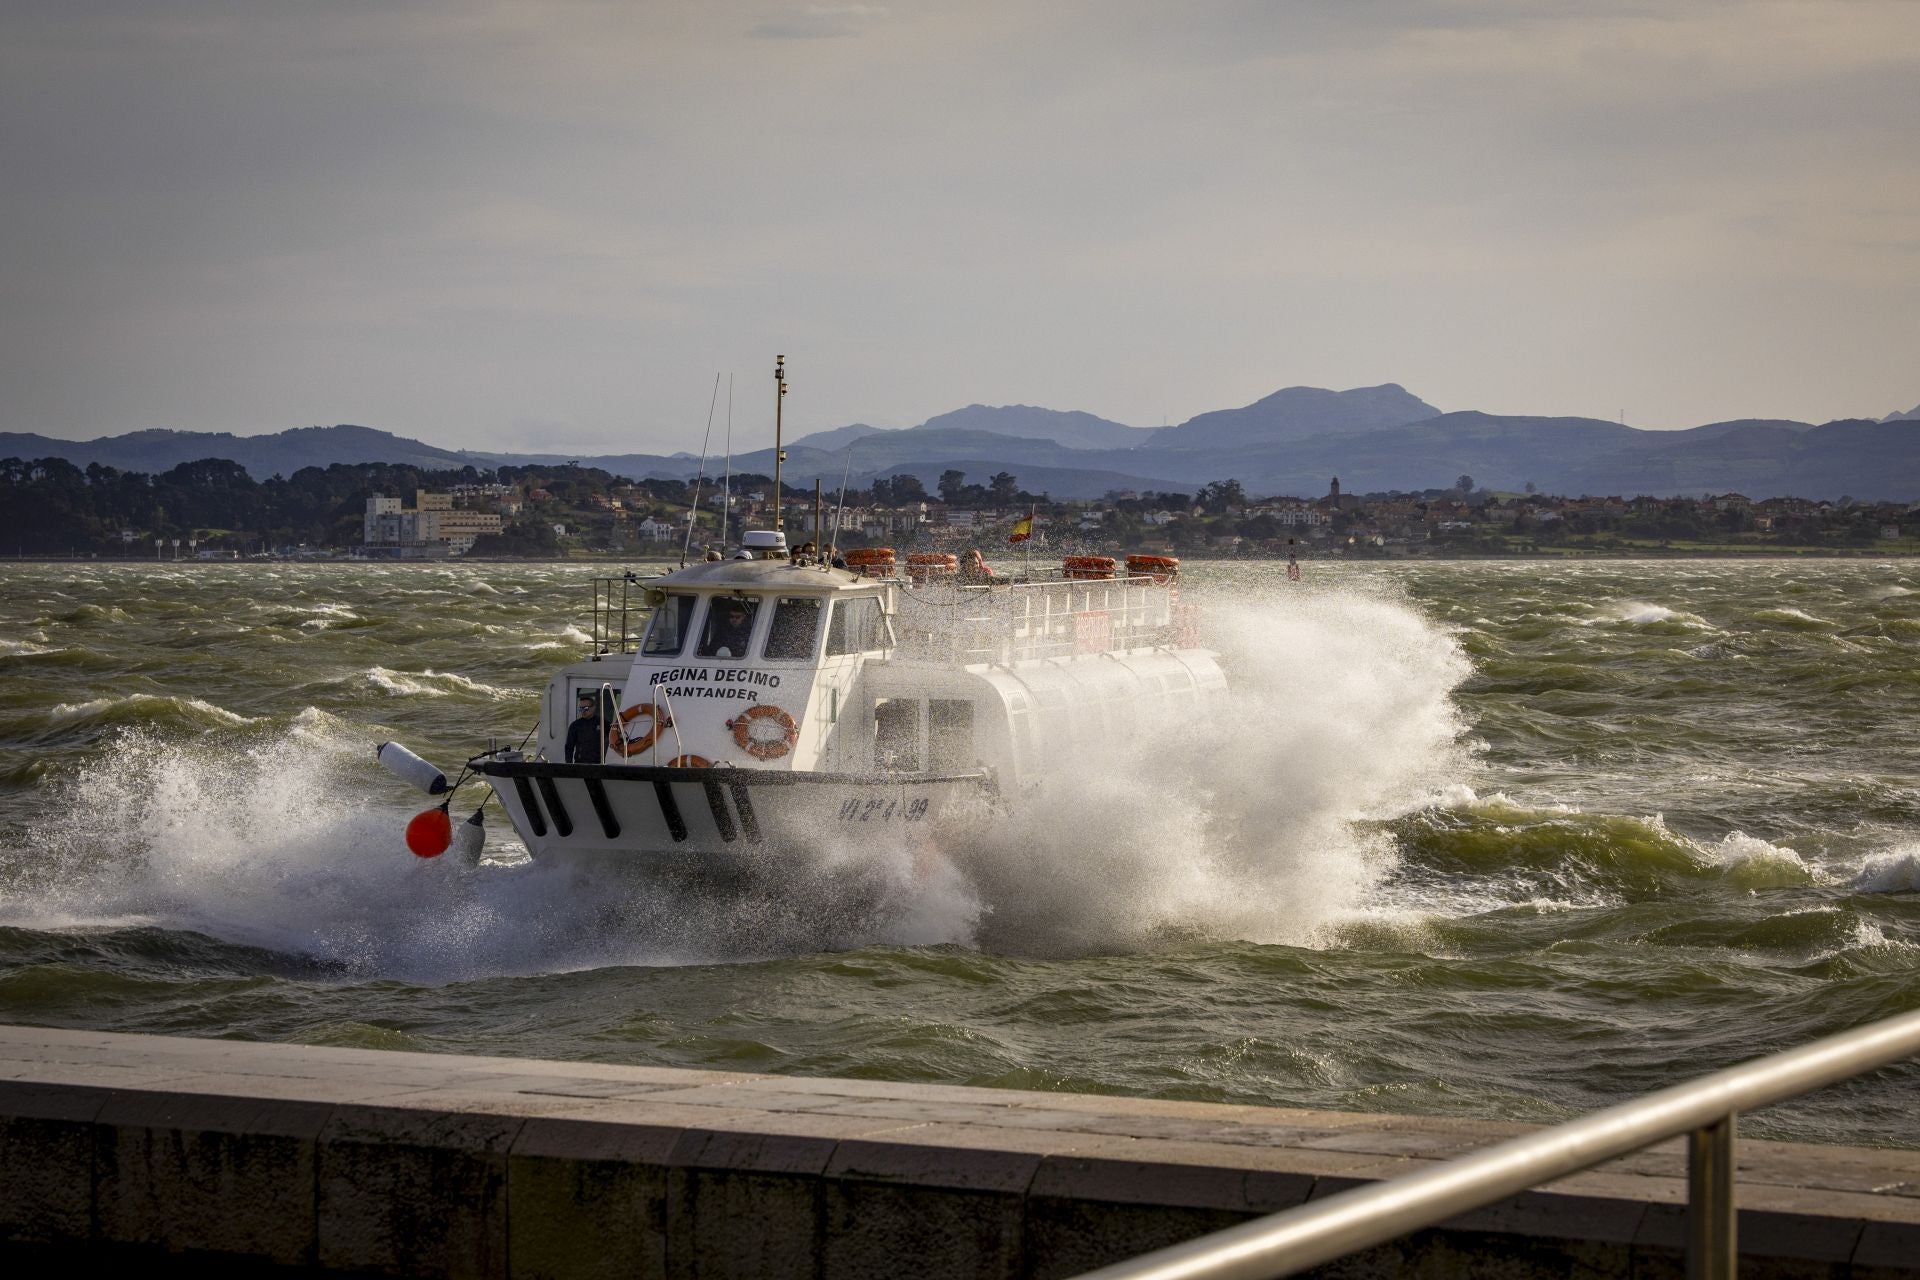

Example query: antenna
[680,373,721,568]
[831,437,859,555]
[721,374,734,553]
[773,354,788,534]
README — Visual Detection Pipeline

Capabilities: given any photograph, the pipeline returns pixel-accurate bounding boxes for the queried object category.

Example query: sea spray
[943,582,1471,953]
[0,579,1472,973]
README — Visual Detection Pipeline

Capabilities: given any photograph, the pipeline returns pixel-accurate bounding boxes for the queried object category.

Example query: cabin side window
[642,594,697,657]
[764,596,823,661]
[872,698,921,772]
[697,595,761,660]
[826,596,883,656]
[928,699,974,772]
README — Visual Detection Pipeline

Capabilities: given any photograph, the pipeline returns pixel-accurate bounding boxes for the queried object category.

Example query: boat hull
[476,759,991,864]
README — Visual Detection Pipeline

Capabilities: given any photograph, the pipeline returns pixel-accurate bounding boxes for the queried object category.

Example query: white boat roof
[653,560,876,592]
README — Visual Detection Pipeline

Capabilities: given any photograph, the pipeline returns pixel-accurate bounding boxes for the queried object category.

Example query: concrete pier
[1,1024,1916,1278]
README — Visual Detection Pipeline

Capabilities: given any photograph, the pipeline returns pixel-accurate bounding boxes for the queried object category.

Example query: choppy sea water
[1,558,1916,1147]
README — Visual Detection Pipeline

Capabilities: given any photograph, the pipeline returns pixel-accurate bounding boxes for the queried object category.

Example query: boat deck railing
[590,574,649,655]
[892,573,1202,665]
[1068,1007,1920,1280]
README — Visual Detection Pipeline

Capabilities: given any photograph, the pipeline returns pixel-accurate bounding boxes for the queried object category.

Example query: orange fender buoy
[406,805,452,858]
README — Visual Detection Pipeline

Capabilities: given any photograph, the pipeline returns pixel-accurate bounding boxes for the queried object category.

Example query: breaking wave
[362,667,519,700]
[0,581,1473,975]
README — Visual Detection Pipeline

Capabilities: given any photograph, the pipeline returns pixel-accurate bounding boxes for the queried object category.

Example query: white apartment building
[363,493,504,555]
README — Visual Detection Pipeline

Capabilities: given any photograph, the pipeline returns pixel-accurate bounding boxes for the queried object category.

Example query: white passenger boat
[382,533,1224,867]
[378,359,1224,867]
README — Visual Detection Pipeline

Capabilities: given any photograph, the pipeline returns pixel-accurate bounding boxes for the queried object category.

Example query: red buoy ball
[406,806,453,858]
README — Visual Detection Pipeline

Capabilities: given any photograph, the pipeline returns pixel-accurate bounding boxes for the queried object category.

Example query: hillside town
[307,471,1920,561]
[10,452,1914,560]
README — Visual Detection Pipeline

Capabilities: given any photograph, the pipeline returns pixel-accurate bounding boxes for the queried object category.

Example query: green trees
[1194,479,1246,513]
[870,474,928,505]
[0,456,511,555]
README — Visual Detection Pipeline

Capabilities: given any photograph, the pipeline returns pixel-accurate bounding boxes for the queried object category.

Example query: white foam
[1753,607,1833,627]
[363,667,519,700]
[1585,600,1711,628]
[0,579,1473,973]
[941,584,1471,953]
[47,694,251,727]
[1849,848,1920,894]
[1699,831,1812,887]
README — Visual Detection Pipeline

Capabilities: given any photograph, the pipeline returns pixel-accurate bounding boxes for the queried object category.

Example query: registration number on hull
[838,796,931,824]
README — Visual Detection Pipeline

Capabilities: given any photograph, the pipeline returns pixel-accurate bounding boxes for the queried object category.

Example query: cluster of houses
[360,476,1915,559]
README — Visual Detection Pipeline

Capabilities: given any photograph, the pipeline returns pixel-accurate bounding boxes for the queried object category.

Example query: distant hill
[786,422,887,450]
[460,447,703,478]
[913,405,1153,450]
[791,406,1150,452]
[1146,383,1440,451]
[865,460,1193,500]
[1180,412,1640,496]
[1884,404,1920,423]
[13,386,1920,500]
[0,424,470,476]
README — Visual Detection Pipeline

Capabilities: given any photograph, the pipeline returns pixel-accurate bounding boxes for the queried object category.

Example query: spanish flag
[1007,513,1034,544]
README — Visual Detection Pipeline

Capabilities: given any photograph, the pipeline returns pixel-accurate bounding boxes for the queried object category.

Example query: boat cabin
[536,544,1224,789]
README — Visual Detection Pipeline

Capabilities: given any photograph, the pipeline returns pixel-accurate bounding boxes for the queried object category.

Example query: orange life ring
[727,704,800,760]
[609,700,670,758]
[664,754,711,769]
[844,547,896,564]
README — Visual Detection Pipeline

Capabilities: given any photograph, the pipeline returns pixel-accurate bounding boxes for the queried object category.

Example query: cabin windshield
[697,595,761,660]
[764,596,824,661]
[826,595,886,656]
[641,593,697,656]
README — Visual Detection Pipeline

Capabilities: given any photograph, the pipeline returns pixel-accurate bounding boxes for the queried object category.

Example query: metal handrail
[1072,1008,1920,1280]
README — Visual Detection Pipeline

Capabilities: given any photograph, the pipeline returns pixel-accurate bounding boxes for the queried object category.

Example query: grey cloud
[1,1,1915,447]
[753,5,889,40]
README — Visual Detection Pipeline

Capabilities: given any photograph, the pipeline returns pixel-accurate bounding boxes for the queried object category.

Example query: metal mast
[773,354,788,534]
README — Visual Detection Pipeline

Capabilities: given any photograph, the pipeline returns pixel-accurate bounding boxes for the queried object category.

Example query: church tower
[1329,476,1340,499]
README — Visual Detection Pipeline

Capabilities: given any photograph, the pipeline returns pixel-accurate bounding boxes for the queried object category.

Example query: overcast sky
[3,1,1917,453]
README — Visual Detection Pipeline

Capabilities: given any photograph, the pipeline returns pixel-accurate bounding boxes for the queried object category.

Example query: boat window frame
[696,593,764,662]
[826,593,887,656]
[556,682,624,764]
[640,592,699,658]
[927,698,974,772]
[872,696,924,773]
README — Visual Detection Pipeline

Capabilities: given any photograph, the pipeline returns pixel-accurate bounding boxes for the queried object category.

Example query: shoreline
[8,549,1920,566]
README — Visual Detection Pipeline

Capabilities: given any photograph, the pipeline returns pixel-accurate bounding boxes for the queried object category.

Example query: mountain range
[7,384,1920,501]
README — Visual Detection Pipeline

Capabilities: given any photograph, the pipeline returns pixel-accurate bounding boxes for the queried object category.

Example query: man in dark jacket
[565,692,603,763]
